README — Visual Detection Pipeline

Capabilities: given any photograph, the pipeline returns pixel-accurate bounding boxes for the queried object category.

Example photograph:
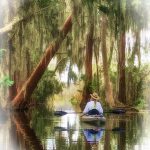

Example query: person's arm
[81,102,89,116]
[97,102,103,114]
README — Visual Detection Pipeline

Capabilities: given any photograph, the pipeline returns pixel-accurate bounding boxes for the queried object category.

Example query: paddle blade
[109,109,126,114]
[111,127,125,132]
[54,126,68,131]
[104,109,126,114]
[54,111,67,116]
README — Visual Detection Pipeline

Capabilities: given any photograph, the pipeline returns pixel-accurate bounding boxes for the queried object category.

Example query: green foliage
[70,97,79,105]
[30,49,42,66]
[126,65,148,105]
[33,70,63,101]
[82,0,96,8]
[109,69,117,85]
[0,76,14,87]
[92,74,102,91]
[35,0,56,8]
[99,5,110,14]
[98,0,147,37]
[79,73,104,97]
[68,68,78,83]
[92,74,106,100]
[134,97,146,109]
[79,74,93,92]
[79,74,86,81]
[30,106,56,139]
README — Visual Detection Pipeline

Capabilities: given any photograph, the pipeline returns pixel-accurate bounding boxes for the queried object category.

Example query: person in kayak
[82,92,103,116]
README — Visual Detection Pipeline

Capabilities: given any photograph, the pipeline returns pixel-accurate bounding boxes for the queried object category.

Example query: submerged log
[11,15,72,109]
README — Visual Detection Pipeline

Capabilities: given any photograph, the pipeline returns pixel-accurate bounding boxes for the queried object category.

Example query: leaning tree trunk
[101,15,115,107]
[118,31,126,104]
[11,15,72,109]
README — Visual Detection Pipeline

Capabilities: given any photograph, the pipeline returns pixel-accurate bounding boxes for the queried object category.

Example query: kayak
[80,115,106,123]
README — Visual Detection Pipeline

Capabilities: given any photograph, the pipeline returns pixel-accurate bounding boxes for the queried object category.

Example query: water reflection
[83,128,104,143]
[83,128,104,150]
[0,109,43,150]
[0,108,150,150]
[12,112,43,150]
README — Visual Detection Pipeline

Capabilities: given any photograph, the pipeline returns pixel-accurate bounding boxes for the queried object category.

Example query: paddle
[54,109,126,116]
[54,126,125,132]
[107,109,126,114]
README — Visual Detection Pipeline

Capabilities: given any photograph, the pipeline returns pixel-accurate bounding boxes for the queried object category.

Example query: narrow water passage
[0,109,150,150]
[0,1,150,150]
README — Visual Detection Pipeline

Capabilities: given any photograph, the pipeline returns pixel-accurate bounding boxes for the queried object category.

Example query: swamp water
[0,107,150,150]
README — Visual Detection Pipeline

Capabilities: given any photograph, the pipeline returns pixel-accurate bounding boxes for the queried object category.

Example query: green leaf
[0,76,14,87]
[99,5,109,14]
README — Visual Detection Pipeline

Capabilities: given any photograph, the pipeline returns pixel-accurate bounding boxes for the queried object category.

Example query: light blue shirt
[83,100,103,114]
[83,129,104,143]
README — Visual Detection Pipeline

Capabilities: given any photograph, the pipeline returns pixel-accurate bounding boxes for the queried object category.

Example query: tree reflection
[8,111,147,150]
[11,112,43,150]
[126,113,144,149]
[54,130,85,150]
[103,113,144,150]
[118,122,126,150]
[29,106,56,140]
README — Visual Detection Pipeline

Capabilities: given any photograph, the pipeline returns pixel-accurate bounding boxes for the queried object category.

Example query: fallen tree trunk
[11,15,72,109]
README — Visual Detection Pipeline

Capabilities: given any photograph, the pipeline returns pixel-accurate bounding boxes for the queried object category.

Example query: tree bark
[11,15,72,109]
[118,31,126,104]
[101,16,115,107]
[108,37,114,68]
[94,48,100,94]
[80,17,94,109]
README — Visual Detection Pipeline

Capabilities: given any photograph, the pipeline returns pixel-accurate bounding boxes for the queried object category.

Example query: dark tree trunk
[80,20,94,109]
[118,31,126,104]
[8,39,17,101]
[11,15,72,109]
